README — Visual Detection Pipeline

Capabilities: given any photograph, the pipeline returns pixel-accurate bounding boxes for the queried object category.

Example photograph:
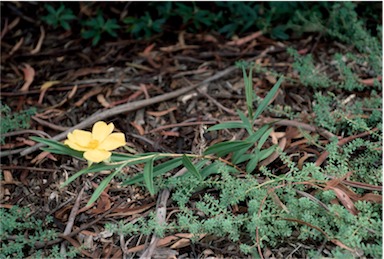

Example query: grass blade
[207,122,247,131]
[259,145,277,161]
[86,168,121,206]
[246,124,271,144]
[31,136,83,158]
[182,155,202,180]
[242,64,254,119]
[237,109,253,135]
[143,157,155,195]
[123,157,183,185]
[61,163,120,187]
[204,141,253,157]
[253,76,284,121]
[257,128,273,149]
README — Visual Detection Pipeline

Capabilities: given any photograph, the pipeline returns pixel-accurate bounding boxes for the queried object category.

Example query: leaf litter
[0,2,382,258]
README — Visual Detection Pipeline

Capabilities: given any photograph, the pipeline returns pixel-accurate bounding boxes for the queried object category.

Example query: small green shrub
[81,11,120,46]
[0,102,36,144]
[123,12,166,39]
[0,206,66,258]
[41,4,76,30]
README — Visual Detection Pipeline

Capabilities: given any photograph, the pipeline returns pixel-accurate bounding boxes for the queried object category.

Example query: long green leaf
[231,125,271,164]
[61,163,120,187]
[259,145,277,161]
[86,167,122,206]
[204,141,253,157]
[253,76,284,121]
[61,168,89,188]
[243,64,254,119]
[123,157,183,185]
[182,155,202,180]
[237,110,253,135]
[232,146,251,164]
[246,153,259,173]
[207,122,247,131]
[31,136,83,158]
[246,124,271,144]
[112,152,166,163]
[143,157,155,195]
[200,161,219,178]
[257,128,273,149]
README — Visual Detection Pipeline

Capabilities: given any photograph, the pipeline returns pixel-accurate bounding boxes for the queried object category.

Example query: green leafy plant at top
[41,4,76,30]
[81,11,120,46]
[123,12,166,39]
[215,2,259,37]
[173,2,221,31]
[31,62,282,207]
[0,102,36,144]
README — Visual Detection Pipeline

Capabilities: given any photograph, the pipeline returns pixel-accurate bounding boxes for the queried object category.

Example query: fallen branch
[18,66,237,157]
[139,189,170,259]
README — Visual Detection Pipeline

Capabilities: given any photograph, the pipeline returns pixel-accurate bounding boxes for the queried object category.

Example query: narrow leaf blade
[207,122,247,131]
[253,77,284,121]
[86,169,120,206]
[237,110,253,135]
[143,158,155,195]
[182,155,202,180]
[204,141,253,157]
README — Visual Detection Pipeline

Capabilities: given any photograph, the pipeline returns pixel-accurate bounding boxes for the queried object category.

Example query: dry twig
[19,66,237,157]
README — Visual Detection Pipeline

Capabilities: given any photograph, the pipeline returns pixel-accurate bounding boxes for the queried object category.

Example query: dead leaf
[130,121,145,135]
[160,131,180,137]
[142,43,156,56]
[20,170,29,185]
[20,64,35,92]
[30,26,45,54]
[140,83,150,99]
[89,193,111,215]
[1,17,20,39]
[195,33,218,43]
[40,80,61,90]
[0,204,13,209]
[324,171,353,190]
[66,67,105,81]
[270,130,285,144]
[359,76,382,86]
[147,106,177,117]
[97,94,111,108]
[3,170,13,182]
[331,187,359,215]
[55,205,72,221]
[331,239,363,256]
[75,87,103,106]
[259,137,287,167]
[360,193,382,204]
[171,233,206,249]
[107,202,156,217]
[226,31,263,46]
[9,37,24,55]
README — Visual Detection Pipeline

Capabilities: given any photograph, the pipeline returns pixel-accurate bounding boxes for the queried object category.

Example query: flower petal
[84,149,111,163]
[99,133,126,151]
[92,121,114,142]
[68,130,92,147]
[64,139,89,151]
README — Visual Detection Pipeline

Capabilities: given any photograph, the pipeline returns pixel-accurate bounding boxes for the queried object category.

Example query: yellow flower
[64,121,126,163]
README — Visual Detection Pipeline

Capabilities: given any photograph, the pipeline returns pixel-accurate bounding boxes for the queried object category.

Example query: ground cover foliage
[0,2,382,258]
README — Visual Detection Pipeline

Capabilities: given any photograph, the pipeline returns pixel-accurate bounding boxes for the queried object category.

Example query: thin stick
[19,66,237,157]
[139,189,170,259]
[60,187,85,256]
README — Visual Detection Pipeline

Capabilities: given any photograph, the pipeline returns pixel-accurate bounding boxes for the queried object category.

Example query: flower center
[87,139,99,149]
